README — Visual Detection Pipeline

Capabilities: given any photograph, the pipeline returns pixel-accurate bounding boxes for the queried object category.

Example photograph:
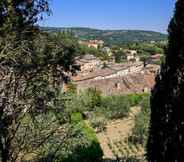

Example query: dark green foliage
[65,88,146,122]
[65,88,102,114]
[99,95,130,119]
[0,0,49,35]
[112,41,166,65]
[127,94,146,106]
[114,50,126,63]
[65,88,146,120]
[147,1,184,161]
[128,42,165,55]
[0,31,78,161]
[0,1,79,162]
[86,88,102,110]
[62,142,102,162]
[0,1,50,162]
[46,110,103,162]
[67,82,77,94]
[61,112,103,162]
[129,95,150,146]
[49,31,109,60]
[79,44,109,60]
[116,157,145,162]
[71,112,83,123]
[25,112,103,162]
[89,114,107,132]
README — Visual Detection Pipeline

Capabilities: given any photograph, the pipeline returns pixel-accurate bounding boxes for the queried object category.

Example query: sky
[40,0,176,33]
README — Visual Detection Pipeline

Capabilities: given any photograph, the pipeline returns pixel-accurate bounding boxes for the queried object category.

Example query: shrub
[99,96,130,119]
[128,95,150,146]
[71,112,83,123]
[64,93,87,114]
[65,92,148,122]
[67,82,77,94]
[35,112,103,162]
[89,114,107,132]
[63,113,103,162]
[127,93,149,107]
[85,88,102,110]
[65,88,102,114]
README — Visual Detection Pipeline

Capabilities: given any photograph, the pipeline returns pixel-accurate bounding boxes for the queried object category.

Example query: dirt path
[96,106,141,160]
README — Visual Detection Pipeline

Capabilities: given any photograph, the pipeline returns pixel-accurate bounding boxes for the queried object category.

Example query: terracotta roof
[72,62,143,82]
[75,73,155,95]
[72,68,115,82]
[75,55,101,64]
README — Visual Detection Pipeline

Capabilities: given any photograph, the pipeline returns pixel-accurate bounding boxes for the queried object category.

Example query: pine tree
[147,1,184,161]
[0,1,78,162]
[0,1,50,162]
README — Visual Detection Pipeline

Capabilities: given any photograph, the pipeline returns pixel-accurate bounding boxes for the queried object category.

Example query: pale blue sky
[40,0,176,33]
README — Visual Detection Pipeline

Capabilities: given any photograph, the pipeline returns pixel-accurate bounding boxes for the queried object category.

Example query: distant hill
[41,27,167,45]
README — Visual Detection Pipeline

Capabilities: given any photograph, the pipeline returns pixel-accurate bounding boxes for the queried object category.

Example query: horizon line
[40,25,168,34]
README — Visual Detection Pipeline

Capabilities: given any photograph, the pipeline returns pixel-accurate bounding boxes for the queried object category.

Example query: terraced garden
[95,107,146,162]
[64,89,150,162]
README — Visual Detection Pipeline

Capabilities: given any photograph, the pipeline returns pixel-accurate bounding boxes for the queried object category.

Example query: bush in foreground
[36,113,103,162]
[63,113,103,162]
[128,95,150,146]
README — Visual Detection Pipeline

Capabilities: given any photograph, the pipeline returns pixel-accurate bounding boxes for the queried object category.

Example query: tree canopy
[147,1,184,161]
[0,1,78,162]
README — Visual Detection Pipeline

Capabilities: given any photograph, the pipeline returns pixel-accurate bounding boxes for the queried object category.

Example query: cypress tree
[147,1,184,161]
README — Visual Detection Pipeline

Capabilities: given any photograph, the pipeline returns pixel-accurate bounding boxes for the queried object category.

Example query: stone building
[72,62,144,82]
[124,50,140,62]
[75,54,102,74]
[74,72,155,96]
[71,52,159,95]
[79,40,104,49]
[148,54,162,64]
[101,47,113,56]
[145,64,160,75]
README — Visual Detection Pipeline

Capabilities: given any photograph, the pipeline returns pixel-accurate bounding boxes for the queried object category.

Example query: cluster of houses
[124,49,140,62]
[74,72,156,95]
[72,60,144,82]
[75,54,102,73]
[69,56,160,95]
[79,40,104,49]
[63,39,162,95]
[79,39,114,57]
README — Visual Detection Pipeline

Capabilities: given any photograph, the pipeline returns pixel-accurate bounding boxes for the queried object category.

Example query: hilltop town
[66,39,161,95]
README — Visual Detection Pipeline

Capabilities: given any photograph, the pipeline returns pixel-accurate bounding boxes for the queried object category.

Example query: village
[1,1,183,162]
[67,39,161,95]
